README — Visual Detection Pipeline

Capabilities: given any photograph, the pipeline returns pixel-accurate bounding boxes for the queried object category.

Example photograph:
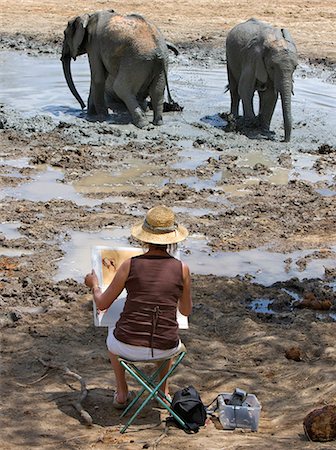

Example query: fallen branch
[39,358,93,426]
[14,368,51,387]
[152,420,169,450]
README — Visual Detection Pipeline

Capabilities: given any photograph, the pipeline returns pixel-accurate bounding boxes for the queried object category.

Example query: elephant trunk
[61,52,86,110]
[278,77,293,142]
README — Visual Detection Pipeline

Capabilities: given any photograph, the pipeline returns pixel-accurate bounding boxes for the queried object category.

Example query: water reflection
[0,222,22,239]
[55,228,336,286]
[0,165,134,205]
[1,51,335,130]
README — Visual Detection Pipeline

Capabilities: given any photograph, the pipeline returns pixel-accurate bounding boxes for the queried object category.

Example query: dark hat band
[143,219,177,234]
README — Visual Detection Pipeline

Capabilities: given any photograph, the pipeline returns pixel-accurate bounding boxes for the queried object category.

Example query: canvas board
[91,246,188,329]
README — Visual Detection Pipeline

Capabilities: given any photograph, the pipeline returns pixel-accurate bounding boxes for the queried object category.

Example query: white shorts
[106,327,182,361]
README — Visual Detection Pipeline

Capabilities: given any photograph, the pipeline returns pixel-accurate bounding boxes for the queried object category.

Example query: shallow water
[0,222,22,239]
[0,247,33,257]
[248,299,275,314]
[0,51,336,129]
[55,228,336,286]
[1,51,336,283]
[0,165,134,205]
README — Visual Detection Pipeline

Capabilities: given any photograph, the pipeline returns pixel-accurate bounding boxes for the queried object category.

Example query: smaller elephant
[226,18,298,141]
[61,10,177,128]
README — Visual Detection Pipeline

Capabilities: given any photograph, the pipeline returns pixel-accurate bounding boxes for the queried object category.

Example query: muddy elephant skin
[226,18,298,142]
[61,10,175,128]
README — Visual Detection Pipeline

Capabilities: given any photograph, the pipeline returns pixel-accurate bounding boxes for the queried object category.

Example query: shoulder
[181,261,190,278]
[118,258,132,276]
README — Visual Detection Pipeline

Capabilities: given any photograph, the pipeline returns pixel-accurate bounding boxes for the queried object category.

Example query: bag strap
[205,395,219,414]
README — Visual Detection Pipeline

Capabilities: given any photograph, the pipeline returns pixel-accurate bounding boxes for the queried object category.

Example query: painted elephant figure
[226,18,298,141]
[61,10,177,128]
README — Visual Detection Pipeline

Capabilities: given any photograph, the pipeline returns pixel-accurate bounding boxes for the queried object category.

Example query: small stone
[285,346,302,361]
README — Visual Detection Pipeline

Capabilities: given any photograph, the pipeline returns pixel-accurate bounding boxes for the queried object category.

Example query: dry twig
[14,368,51,387]
[152,420,169,449]
[39,357,93,426]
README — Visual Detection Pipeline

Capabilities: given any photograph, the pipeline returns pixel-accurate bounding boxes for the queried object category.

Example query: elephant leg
[238,69,257,126]
[87,84,97,116]
[149,72,165,126]
[87,56,108,120]
[258,88,278,131]
[113,62,150,128]
[227,67,240,117]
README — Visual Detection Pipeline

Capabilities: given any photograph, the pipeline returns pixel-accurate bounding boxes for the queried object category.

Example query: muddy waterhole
[0,49,335,300]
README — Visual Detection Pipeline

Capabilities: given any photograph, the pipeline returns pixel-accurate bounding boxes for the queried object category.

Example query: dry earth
[0,1,336,450]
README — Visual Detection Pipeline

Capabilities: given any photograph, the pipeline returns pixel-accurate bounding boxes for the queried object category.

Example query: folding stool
[118,344,187,433]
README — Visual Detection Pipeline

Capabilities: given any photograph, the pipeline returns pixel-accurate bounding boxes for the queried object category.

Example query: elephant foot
[87,111,108,123]
[133,107,149,129]
[256,129,276,141]
[244,116,258,128]
[153,117,163,126]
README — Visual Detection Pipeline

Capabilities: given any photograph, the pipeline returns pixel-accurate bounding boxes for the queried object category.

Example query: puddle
[1,158,31,168]
[316,188,336,197]
[0,222,22,239]
[281,289,301,303]
[73,162,169,195]
[0,165,135,206]
[55,228,130,282]
[172,141,217,170]
[248,299,275,314]
[207,193,232,205]
[176,172,222,191]
[55,229,336,286]
[176,149,334,194]
[0,247,33,257]
[181,238,336,285]
[316,313,336,322]
[328,281,336,291]
[172,206,217,217]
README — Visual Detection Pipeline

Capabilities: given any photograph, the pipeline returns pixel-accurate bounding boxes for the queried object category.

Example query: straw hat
[131,205,188,245]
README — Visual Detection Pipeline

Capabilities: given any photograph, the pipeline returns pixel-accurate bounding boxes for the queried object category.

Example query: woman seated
[84,205,192,408]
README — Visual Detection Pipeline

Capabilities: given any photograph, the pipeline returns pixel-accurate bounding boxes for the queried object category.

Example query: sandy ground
[0,1,336,449]
[0,0,336,61]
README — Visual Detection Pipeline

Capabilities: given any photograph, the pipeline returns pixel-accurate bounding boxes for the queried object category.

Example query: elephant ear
[281,28,297,52]
[71,14,90,60]
[246,38,268,84]
[255,52,268,84]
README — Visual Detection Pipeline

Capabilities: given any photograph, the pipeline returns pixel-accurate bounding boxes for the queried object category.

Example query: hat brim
[131,222,188,245]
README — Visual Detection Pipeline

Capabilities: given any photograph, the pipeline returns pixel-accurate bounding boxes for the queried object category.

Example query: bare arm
[178,262,192,316]
[85,259,131,311]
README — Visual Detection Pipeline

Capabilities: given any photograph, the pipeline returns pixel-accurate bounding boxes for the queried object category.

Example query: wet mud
[0,36,336,449]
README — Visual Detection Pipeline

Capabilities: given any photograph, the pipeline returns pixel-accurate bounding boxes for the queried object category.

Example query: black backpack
[170,385,207,433]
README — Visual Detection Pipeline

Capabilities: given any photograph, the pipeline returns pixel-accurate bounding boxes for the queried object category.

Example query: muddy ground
[1,1,336,449]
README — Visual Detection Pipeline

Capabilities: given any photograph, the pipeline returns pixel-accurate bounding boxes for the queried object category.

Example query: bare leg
[108,351,128,403]
[156,358,173,401]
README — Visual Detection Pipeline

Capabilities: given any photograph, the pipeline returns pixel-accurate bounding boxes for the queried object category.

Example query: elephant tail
[162,62,174,105]
[224,83,230,93]
[166,41,179,56]
[161,63,184,112]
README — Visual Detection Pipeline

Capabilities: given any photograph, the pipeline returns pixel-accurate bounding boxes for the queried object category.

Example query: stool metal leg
[119,352,187,433]
[120,360,168,417]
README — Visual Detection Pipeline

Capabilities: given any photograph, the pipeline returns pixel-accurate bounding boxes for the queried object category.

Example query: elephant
[61,10,178,128]
[226,18,298,142]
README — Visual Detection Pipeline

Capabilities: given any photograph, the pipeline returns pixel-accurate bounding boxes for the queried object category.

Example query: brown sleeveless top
[113,254,183,351]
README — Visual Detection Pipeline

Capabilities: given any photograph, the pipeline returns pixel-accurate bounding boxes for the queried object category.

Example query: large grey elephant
[61,10,177,128]
[226,18,298,141]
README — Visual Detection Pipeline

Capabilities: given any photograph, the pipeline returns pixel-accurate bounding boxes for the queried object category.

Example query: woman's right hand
[84,269,99,290]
